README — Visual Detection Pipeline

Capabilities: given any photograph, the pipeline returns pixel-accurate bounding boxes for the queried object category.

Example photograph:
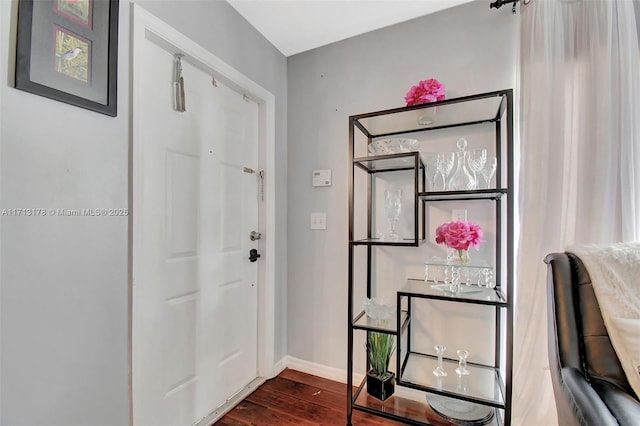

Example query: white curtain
[515,0,640,425]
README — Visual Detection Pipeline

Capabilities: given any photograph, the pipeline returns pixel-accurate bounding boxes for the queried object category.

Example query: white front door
[132,28,260,426]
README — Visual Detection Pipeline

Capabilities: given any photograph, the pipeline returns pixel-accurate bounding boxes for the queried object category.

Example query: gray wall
[0,1,131,424]
[286,1,517,369]
[0,0,287,425]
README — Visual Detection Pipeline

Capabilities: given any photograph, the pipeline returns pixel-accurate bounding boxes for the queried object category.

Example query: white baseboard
[272,356,288,377]
[280,355,365,384]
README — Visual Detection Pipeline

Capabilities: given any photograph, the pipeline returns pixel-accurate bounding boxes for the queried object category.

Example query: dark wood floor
[214,368,407,426]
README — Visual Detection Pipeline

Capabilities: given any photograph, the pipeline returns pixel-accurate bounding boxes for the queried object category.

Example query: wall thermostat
[312,169,332,187]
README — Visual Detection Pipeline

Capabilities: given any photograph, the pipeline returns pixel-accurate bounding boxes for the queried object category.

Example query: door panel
[198,76,259,417]
[166,152,199,257]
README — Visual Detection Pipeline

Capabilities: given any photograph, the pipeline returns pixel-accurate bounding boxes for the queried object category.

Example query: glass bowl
[363,298,396,320]
[368,138,419,156]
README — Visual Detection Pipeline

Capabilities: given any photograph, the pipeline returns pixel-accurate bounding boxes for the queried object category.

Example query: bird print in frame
[54,26,90,83]
[14,0,118,116]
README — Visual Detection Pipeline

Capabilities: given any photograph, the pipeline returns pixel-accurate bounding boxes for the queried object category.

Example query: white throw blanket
[569,242,640,399]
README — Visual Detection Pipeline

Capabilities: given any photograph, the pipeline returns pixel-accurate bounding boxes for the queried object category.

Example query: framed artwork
[15,0,119,116]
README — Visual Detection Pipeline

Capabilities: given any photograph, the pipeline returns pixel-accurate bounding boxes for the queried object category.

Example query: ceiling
[226,0,476,57]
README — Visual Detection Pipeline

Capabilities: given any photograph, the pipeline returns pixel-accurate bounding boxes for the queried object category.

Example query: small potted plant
[366,331,396,401]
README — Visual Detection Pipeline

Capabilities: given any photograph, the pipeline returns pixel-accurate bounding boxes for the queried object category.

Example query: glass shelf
[420,189,507,201]
[399,279,507,306]
[352,93,505,138]
[398,352,505,408]
[354,152,422,173]
[353,310,408,334]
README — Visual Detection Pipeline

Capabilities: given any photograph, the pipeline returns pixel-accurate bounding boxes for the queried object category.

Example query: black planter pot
[366,371,395,401]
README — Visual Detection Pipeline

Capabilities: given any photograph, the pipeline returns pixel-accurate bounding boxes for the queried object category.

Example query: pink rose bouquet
[435,221,483,264]
[405,78,446,106]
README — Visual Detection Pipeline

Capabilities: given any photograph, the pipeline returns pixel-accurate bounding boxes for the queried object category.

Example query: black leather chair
[545,252,640,426]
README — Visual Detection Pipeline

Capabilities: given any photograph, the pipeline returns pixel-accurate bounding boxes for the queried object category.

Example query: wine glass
[384,189,402,242]
[421,153,439,191]
[467,148,487,189]
[479,157,497,189]
[436,152,454,190]
[433,345,447,377]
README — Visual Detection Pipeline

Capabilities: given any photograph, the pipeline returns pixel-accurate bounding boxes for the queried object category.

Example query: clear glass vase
[417,107,437,125]
[447,248,470,265]
[457,249,470,265]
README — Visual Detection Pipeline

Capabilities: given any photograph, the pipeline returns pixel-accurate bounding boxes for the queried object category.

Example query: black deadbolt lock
[249,249,261,262]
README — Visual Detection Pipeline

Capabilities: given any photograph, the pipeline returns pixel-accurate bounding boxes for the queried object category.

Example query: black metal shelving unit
[347,89,514,426]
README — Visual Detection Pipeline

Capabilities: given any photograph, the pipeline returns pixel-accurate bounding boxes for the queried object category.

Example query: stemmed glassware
[436,152,454,190]
[383,189,402,242]
[467,148,487,189]
[424,141,496,191]
[479,157,497,189]
[422,153,440,191]
[433,345,447,377]
[456,349,470,376]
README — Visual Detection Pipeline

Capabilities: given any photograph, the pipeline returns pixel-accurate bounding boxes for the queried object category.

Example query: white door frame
[130,1,277,416]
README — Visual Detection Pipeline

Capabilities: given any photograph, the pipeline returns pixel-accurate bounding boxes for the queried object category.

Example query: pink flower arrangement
[435,221,483,263]
[404,78,446,106]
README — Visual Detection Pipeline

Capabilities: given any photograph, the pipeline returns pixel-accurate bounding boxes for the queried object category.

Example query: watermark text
[1,208,128,217]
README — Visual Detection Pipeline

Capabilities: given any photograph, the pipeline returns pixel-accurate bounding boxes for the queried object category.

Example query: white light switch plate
[310,212,327,230]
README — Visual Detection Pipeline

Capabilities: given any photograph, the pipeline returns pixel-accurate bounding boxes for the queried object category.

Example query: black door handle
[249,249,261,262]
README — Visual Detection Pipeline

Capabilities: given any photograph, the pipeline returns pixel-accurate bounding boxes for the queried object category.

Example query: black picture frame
[15,0,119,117]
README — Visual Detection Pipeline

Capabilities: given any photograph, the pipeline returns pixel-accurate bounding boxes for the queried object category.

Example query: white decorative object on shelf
[368,138,418,155]
[363,298,396,321]
[426,394,494,425]
[424,259,495,293]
